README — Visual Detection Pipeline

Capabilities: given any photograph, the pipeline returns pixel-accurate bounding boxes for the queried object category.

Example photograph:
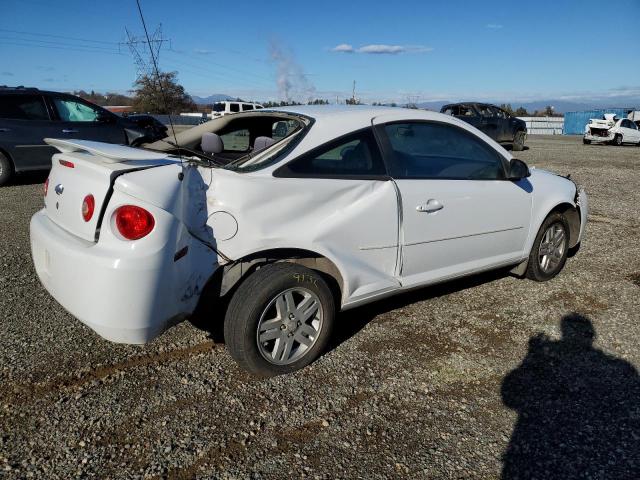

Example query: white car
[210,101,263,119]
[583,113,640,145]
[30,106,588,376]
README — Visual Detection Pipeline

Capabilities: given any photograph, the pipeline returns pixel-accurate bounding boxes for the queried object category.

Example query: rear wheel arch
[202,248,345,305]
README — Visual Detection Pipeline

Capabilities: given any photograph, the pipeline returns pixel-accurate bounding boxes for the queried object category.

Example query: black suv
[0,87,163,185]
[440,103,527,151]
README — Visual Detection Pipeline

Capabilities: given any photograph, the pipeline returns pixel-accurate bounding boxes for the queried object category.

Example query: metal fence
[516,117,564,135]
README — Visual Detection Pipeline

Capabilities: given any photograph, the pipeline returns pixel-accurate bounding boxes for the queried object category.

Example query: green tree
[514,106,529,116]
[132,71,195,114]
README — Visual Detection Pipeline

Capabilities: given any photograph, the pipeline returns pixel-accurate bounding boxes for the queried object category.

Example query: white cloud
[331,43,432,55]
[486,24,503,29]
[331,43,354,53]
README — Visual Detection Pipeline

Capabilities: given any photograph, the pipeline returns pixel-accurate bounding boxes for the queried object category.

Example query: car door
[477,105,501,141]
[274,128,400,301]
[490,107,510,142]
[621,119,640,142]
[374,119,532,288]
[48,95,126,144]
[0,93,61,171]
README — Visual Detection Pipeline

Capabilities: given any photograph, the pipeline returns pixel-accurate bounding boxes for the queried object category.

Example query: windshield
[212,102,226,112]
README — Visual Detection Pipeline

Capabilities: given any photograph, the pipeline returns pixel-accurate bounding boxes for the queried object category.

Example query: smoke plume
[269,40,315,102]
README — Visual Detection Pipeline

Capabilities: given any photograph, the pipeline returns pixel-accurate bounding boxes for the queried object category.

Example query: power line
[0,40,126,56]
[0,28,119,45]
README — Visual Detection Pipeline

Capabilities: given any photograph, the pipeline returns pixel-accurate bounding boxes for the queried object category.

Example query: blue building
[564,108,636,135]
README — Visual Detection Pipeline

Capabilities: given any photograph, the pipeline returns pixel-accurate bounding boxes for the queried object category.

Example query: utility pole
[352,80,356,104]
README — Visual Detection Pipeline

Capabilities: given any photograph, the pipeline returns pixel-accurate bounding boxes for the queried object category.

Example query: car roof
[0,86,78,96]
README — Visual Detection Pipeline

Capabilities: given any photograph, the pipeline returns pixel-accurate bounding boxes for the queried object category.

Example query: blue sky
[1,0,639,104]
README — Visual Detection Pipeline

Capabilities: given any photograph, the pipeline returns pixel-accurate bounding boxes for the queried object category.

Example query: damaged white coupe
[30,106,588,375]
[583,112,640,145]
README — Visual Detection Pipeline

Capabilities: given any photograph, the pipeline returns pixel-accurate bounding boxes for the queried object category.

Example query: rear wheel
[224,262,335,376]
[613,134,623,146]
[583,138,591,145]
[512,130,526,151]
[0,152,13,186]
[526,212,569,281]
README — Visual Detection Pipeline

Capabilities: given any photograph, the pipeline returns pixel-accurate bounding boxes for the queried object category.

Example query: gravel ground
[1,136,639,479]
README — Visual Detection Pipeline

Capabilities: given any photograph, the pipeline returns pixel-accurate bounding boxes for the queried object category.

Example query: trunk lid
[44,138,177,242]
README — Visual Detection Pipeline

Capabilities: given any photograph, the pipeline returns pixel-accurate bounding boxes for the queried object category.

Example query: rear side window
[242,104,254,111]
[278,129,386,178]
[384,122,506,180]
[0,94,49,120]
[229,103,240,113]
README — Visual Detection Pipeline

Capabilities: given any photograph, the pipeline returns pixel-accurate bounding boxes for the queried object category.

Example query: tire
[583,138,591,145]
[512,130,526,151]
[0,152,12,187]
[526,212,570,282]
[224,262,335,376]
[613,134,623,146]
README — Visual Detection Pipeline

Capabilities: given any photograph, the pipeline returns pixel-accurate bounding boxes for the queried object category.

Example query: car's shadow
[503,145,530,152]
[190,266,513,352]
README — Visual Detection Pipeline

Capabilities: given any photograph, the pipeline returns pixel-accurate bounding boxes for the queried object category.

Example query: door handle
[416,199,444,213]
[62,129,79,134]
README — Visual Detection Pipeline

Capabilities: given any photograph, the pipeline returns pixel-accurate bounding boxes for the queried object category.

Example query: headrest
[201,133,223,154]
[253,136,276,152]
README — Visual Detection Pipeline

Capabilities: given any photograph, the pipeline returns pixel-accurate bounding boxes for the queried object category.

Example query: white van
[211,101,263,118]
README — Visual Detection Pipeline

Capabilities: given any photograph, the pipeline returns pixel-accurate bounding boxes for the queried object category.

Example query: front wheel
[526,212,570,281]
[224,262,335,376]
[512,131,526,151]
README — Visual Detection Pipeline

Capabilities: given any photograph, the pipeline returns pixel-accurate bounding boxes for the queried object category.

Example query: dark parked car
[0,87,163,185]
[440,103,527,151]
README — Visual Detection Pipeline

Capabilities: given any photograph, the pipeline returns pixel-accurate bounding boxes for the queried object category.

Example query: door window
[0,94,49,120]
[229,103,240,113]
[53,98,101,122]
[278,129,386,177]
[384,122,506,180]
[476,105,494,117]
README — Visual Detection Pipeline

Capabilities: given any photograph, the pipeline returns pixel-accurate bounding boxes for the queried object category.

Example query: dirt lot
[1,136,639,479]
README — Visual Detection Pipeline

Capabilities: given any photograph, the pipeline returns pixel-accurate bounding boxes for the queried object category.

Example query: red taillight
[44,178,49,196]
[59,160,75,168]
[114,205,155,240]
[82,194,95,222]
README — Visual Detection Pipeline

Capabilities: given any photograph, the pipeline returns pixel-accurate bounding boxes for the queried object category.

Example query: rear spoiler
[44,138,174,164]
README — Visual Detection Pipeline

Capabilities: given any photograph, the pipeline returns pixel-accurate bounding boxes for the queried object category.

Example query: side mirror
[96,111,114,123]
[508,158,530,180]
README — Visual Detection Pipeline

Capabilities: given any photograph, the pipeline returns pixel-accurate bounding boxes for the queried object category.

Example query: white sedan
[30,106,588,376]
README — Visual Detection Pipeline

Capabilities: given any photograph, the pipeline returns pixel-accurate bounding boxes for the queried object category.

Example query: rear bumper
[30,209,191,343]
[584,132,614,143]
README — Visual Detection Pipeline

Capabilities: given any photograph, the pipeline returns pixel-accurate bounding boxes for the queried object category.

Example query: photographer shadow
[501,313,640,479]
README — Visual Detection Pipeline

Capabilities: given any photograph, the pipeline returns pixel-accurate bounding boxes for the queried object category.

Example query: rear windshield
[0,94,49,120]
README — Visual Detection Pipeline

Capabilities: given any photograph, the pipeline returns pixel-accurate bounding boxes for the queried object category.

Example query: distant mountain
[417,96,639,114]
[190,94,234,105]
